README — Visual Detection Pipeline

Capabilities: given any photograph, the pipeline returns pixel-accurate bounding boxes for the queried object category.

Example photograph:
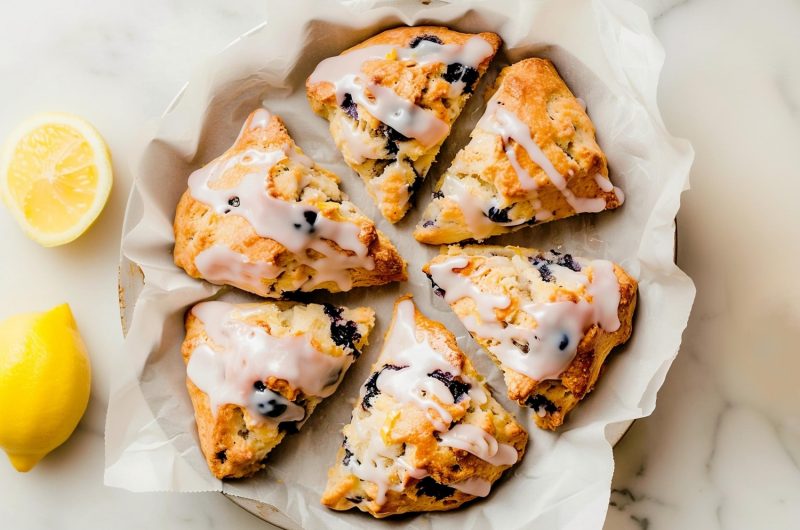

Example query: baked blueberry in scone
[173,108,406,298]
[423,246,637,430]
[181,300,374,479]
[306,27,501,223]
[321,296,527,517]
[414,58,624,244]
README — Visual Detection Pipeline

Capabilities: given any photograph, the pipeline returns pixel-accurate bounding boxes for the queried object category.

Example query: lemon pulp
[0,113,112,247]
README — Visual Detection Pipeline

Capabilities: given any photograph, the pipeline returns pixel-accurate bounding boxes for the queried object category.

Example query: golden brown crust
[415,58,623,244]
[173,109,406,298]
[306,26,501,223]
[182,301,375,479]
[321,295,527,517]
[422,246,637,430]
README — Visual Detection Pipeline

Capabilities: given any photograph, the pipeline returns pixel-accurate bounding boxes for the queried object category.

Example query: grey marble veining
[606,1,800,529]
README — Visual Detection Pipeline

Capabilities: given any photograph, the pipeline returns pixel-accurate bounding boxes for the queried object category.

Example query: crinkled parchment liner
[105,1,696,529]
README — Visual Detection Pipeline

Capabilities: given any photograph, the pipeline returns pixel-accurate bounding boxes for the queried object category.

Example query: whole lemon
[0,304,91,471]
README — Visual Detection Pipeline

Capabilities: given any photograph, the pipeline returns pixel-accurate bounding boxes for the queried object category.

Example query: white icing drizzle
[248,108,272,130]
[428,255,622,381]
[338,118,384,164]
[345,299,514,506]
[450,477,492,497]
[186,301,352,424]
[429,257,511,321]
[438,423,518,466]
[466,98,626,222]
[594,172,614,192]
[375,299,472,431]
[309,36,493,149]
[440,175,507,240]
[187,110,375,292]
[588,259,622,331]
[194,245,280,296]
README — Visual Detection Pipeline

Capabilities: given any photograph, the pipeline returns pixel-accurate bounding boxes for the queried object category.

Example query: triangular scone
[173,108,406,298]
[306,27,501,223]
[423,246,637,430]
[182,300,375,479]
[322,296,527,517]
[415,59,624,244]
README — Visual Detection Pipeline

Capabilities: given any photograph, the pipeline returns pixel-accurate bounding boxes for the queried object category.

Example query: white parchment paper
[105,1,696,528]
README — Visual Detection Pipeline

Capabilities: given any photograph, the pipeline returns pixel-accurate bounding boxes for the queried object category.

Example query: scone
[307,26,501,223]
[182,300,375,479]
[415,58,624,244]
[322,296,527,517]
[423,246,637,429]
[173,108,406,298]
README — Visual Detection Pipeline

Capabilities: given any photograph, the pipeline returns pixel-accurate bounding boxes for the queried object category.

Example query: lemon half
[0,304,91,471]
[0,113,112,247]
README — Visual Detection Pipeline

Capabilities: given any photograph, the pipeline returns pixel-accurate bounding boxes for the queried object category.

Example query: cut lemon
[0,113,112,247]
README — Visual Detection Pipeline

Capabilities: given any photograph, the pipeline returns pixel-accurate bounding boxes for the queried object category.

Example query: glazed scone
[415,59,624,244]
[307,26,501,223]
[182,300,375,479]
[322,296,527,517]
[173,108,406,298]
[423,246,637,430]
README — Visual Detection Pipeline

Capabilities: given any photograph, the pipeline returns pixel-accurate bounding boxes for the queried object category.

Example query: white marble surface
[0,1,796,528]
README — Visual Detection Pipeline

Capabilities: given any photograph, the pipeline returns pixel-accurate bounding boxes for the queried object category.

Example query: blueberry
[409,34,443,48]
[460,66,479,93]
[422,220,435,228]
[303,210,318,234]
[443,63,466,84]
[416,477,455,500]
[427,369,471,402]
[526,394,558,414]
[442,63,479,93]
[381,124,409,156]
[215,450,227,463]
[261,399,287,418]
[346,496,364,504]
[432,190,444,199]
[529,256,554,283]
[228,196,240,207]
[342,447,355,467]
[341,93,358,120]
[361,364,404,410]
[323,303,342,320]
[425,273,446,298]
[252,382,292,418]
[556,253,581,272]
[485,205,512,223]
[558,334,569,351]
[323,303,362,357]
